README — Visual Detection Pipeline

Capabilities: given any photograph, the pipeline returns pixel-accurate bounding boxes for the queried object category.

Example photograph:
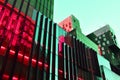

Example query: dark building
[87,25,120,75]
[58,36,101,80]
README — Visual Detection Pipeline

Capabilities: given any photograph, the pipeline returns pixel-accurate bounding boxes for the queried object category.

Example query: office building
[0,0,120,80]
[87,25,120,75]
[7,0,54,19]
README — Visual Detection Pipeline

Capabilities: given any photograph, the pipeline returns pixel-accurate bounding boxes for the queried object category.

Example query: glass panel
[15,0,22,9]
[101,66,120,80]
[55,55,58,76]
[40,29,44,46]
[35,12,41,43]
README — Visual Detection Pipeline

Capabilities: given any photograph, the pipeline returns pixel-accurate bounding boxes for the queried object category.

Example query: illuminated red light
[12,76,18,80]
[3,74,22,80]
[98,45,102,55]
[59,36,65,52]
[3,74,9,79]
[0,3,35,49]
[0,46,48,69]
[58,69,63,74]
[1,46,5,50]
[78,77,84,80]
[10,50,15,54]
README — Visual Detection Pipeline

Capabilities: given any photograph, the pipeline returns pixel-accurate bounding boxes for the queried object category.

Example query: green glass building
[8,0,54,19]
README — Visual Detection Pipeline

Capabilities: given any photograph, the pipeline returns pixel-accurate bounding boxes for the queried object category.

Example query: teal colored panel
[101,66,120,80]
[50,52,53,74]
[55,55,58,76]
[56,38,58,55]
[97,54,111,70]
[77,32,98,52]
[32,9,38,21]
[55,75,58,80]
[63,44,66,79]
[50,35,53,52]
[15,0,22,9]
[46,19,50,49]
[40,29,44,46]
[49,74,52,80]
[8,0,15,5]
[30,0,35,8]
[34,12,41,43]
[21,1,27,13]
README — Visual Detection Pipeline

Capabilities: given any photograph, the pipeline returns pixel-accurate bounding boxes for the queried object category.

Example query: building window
[102,47,104,50]
[74,19,76,22]
[99,36,101,39]
[106,41,110,44]
[69,22,71,25]
[102,51,105,55]
[103,38,106,41]
[95,38,98,41]
[97,41,100,44]
[112,53,115,59]
[102,42,105,46]
[102,34,105,37]
[99,44,101,47]
[63,24,64,28]
[66,24,68,27]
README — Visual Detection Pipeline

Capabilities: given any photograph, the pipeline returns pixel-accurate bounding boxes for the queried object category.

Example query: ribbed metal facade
[0,0,120,80]
[8,0,54,19]
[0,1,64,79]
[58,36,101,80]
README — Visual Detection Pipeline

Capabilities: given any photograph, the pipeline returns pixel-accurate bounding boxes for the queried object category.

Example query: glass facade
[101,65,120,80]
[0,0,120,80]
[7,0,54,19]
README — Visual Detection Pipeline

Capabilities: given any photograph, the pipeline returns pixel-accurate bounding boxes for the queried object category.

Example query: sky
[54,0,120,46]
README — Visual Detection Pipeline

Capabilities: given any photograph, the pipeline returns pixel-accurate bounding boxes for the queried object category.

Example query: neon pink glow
[98,45,102,55]
[3,74,23,80]
[58,36,65,53]
[0,46,48,69]
[2,69,65,80]
[0,3,35,48]
[78,77,84,80]
[58,16,73,32]
[58,69,63,74]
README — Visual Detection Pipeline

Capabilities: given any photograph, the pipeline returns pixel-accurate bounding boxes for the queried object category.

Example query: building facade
[58,15,98,53]
[0,0,120,80]
[87,25,120,66]
[7,0,54,19]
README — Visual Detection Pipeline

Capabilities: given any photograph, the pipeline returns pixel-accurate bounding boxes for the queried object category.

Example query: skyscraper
[8,0,54,19]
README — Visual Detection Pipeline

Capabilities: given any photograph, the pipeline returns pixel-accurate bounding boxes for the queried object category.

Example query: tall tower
[0,0,57,80]
[8,0,54,19]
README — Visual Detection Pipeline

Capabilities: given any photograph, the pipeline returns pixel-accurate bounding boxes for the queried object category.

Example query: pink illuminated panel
[58,36,65,53]
[98,45,102,55]
[0,46,48,69]
[0,2,35,57]
[58,16,73,32]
